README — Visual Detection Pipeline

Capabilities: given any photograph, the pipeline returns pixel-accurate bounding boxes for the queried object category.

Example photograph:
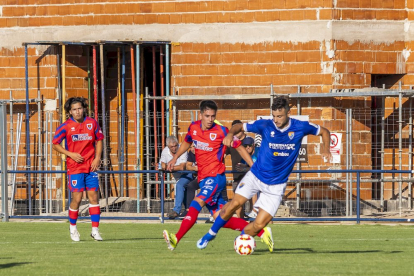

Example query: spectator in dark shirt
[225,119,248,218]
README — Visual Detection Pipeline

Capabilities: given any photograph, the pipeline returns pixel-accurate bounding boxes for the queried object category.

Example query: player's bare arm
[235,145,254,167]
[186,161,198,171]
[163,162,186,171]
[52,144,84,163]
[223,123,244,147]
[318,126,332,162]
[166,141,191,171]
[91,140,103,172]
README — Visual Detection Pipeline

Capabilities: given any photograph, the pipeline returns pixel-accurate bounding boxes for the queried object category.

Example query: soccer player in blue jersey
[163,100,273,251]
[197,97,332,251]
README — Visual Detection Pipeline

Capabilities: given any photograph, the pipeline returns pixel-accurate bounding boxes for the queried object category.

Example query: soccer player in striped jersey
[52,97,104,242]
[163,100,273,251]
[198,97,332,252]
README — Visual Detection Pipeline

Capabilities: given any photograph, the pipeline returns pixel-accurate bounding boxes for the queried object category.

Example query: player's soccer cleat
[163,230,177,251]
[70,229,80,242]
[261,226,274,252]
[205,215,215,224]
[90,228,103,241]
[196,231,216,249]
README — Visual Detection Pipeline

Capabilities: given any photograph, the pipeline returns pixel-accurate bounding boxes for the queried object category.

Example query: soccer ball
[234,234,256,255]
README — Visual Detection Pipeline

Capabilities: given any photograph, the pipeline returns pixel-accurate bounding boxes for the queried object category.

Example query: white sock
[92,227,99,233]
[70,225,77,232]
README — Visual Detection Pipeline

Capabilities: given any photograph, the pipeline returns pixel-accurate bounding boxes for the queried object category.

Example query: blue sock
[189,200,202,212]
[210,215,229,235]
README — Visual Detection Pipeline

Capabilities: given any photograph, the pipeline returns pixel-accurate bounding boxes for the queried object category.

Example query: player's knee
[229,199,242,211]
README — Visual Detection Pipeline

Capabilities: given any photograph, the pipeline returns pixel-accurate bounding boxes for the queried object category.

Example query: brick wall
[1,0,414,201]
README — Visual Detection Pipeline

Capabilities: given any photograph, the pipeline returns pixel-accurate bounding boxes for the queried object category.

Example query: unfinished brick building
[1,0,413,215]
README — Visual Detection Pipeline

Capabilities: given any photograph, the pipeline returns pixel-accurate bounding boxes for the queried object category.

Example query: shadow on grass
[104,237,165,241]
[271,248,403,254]
[0,262,32,269]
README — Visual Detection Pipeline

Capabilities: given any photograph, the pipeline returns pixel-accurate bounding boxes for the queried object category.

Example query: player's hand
[90,158,101,171]
[322,152,333,163]
[166,159,176,171]
[69,153,84,163]
[223,134,234,147]
[193,165,198,171]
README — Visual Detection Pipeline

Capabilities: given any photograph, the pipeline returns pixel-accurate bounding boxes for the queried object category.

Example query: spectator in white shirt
[159,136,194,219]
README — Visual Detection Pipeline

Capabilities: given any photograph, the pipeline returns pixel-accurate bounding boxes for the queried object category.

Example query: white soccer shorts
[235,171,287,217]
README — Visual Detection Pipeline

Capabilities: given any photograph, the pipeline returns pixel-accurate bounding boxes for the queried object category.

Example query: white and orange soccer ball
[234,234,256,255]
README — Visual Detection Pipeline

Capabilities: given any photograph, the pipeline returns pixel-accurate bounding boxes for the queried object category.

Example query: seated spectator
[159,136,194,219]
[181,144,198,218]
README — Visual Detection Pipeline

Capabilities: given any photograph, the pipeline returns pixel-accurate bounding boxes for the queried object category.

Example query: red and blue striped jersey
[52,116,104,175]
[184,120,238,181]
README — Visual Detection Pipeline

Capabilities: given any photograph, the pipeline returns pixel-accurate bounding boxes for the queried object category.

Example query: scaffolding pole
[145,87,151,212]
[61,44,67,211]
[120,46,126,197]
[398,82,403,216]
[166,44,170,136]
[296,85,301,210]
[37,90,42,214]
[93,45,98,120]
[0,102,8,222]
[409,90,413,210]
[100,44,109,212]
[152,46,159,198]
[135,44,141,212]
[24,44,33,215]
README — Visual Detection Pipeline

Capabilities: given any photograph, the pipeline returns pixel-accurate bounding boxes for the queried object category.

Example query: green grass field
[0,221,414,275]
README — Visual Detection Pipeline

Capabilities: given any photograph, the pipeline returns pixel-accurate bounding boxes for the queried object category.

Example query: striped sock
[69,208,79,227]
[89,204,100,228]
[210,214,229,235]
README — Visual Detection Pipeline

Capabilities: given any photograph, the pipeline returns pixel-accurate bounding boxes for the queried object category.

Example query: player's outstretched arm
[235,145,254,167]
[91,140,103,172]
[52,144,84,163]
[166,141,191,171]
[318,126,332,163]
[223,123,244,147]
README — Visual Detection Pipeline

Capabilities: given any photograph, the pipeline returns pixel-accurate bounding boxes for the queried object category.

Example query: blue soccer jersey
[244,118,320,185]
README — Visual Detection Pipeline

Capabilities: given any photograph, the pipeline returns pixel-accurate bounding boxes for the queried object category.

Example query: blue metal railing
[3,169,414,223]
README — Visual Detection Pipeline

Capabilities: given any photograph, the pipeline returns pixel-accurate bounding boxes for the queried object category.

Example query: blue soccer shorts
[68,172,99,193]
[196,173,227,215]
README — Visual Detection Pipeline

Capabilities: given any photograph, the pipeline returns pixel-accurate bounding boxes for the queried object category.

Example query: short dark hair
[271,97,290,111]
[199,100,218,113]
[64,97,88,117]
[232,120,242,126]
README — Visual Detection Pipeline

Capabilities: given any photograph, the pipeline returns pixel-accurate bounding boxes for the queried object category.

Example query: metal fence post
[296,85,301,210]
[349,109,353,216]
[345,109,349,217]
[398,85,403,216]
[356,172,360,224]
[380,96,385,212]
[0,102,9,222]
[145,87,151,213]
[160,170,164,223]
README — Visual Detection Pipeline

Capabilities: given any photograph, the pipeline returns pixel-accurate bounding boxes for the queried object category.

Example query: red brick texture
[0,0,409,28]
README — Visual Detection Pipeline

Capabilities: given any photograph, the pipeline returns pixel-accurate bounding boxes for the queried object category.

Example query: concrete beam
[0,20,410,49]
